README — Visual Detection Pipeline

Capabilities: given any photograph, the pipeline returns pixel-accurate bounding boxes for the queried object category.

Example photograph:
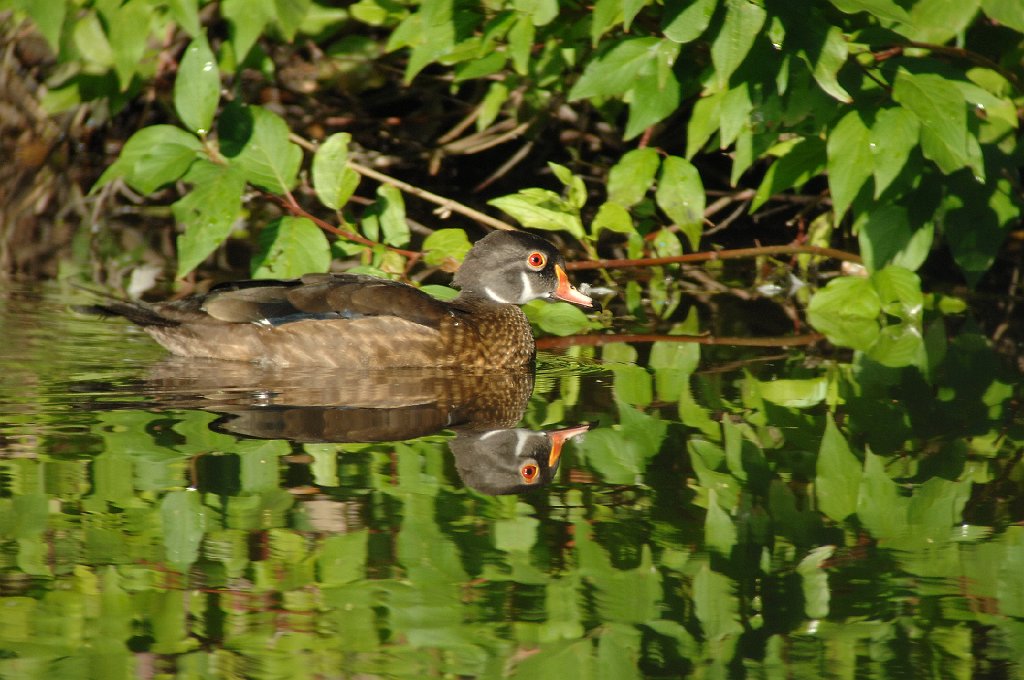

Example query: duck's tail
[74,293,180,328]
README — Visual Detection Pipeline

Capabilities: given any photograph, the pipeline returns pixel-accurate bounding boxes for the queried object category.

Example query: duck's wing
[168,274,450,329]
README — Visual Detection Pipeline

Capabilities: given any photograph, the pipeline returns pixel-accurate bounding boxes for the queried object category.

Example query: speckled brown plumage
[83,231,593,369]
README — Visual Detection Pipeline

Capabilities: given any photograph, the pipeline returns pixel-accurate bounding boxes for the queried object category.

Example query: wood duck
[85,231,594,369]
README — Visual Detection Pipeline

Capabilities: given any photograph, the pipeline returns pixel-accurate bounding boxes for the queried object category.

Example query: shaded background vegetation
[1,0,1021,355]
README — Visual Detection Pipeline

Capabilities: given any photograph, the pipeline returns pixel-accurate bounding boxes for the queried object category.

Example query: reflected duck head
[448,423,590,495]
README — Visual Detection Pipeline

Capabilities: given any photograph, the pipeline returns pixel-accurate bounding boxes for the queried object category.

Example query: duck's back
[98,273,535,369]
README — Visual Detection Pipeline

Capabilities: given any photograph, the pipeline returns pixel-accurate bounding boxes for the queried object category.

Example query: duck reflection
[142,358,589,495]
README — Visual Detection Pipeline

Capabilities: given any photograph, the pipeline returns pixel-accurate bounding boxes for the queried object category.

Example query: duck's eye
[526,252,546,270]
[520,463,539,483]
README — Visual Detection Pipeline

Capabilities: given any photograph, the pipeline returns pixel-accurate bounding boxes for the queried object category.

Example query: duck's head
[452,231,594,307]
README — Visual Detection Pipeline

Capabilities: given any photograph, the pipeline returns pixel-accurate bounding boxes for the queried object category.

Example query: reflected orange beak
[553,265,594,308]
[547,423,591,468]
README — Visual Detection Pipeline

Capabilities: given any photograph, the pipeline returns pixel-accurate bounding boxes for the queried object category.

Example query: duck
[84,230,594,369]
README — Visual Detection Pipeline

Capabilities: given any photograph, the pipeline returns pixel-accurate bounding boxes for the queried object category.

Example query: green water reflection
[1,282,1022,679]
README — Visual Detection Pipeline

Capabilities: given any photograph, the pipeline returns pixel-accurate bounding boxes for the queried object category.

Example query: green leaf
[488,189,585,238]
[107,0,150,91]
[94,125,203,194]
[273,0,313,41]
[892,70,974,176]
[515,0,558,26]
[569,37,662,100]
[718,83,752,149]
[172,161,246,278]
[806,276,881,351]
[73,12,113,69]
[826,110,873,219]
[167,0,201,37]
[607,148,660,208]
[656,156,704,249]
[624,41,682,138]
[982,0,1024,31]
[856,205,933,272]
[549,162,588,210]
[252,217,331,278]
[592,202,635,238]
[757,377,828,407]
[797,545,835,619]
[867,321,925,368]
[24,0,66,51]
[856,451,908,540]
[828,0,910,23]
[686,89,723,158]
[809,25,851,103]
[705,489,737,556]
[693,564,743,640]
[525,301,592,336]
[162,490,206,571]
[869,107,920,197]
[751,137,827,211]
[943,173,1020,287]
[219,104,303,193]
[591,0,623,44]
[815,417,861,521]
[222,0,273,62]
[312,132,360,210]
[423,228,472,266]
[899,0,982,44]
[174,33,220,135]
[709,0,767,89]
[873,265,923,320]
[663,0,716,43]
[388,0,456,82]
[376,185,409,247]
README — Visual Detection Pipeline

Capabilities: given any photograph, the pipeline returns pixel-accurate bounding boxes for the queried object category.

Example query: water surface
[1,281,1022,679]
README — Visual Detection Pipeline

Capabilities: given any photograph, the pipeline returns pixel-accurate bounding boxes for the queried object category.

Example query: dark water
[1,281,1022,679]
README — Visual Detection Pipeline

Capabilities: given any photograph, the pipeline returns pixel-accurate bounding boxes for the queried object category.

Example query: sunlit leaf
[252,216,332,278]
[162,490,206,571]
[174,32,220,135]
[219,104,303,193]
[107,0,151,91]
[656,156,704,250]
[424,228,472,266]
[222,0,273,62]
[751,137,827,211]
[94,125,203,194]
[815,417,861,521]
[826,109,873,219]
[489,189,585,238]
[172,161,246,278]
[608,148,660,208]
[312,132,360,210]
[663,0,716,43]
[797,545,835,619]
[806,276,881,351]
[869,107,920,197]
[693,563,743,639]
[856,205,934,273]
[709,0,767,88]
[828,0,910,23]
[893,69,978,177]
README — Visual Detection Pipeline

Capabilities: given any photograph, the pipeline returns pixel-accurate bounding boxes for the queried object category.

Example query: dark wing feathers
[201,274,449,328]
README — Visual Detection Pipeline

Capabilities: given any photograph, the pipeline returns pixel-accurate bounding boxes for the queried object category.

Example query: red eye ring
[526,252,546,270]
[521,464,539,482]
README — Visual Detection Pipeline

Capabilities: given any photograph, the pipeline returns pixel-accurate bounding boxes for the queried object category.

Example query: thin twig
[536,332,824,350]
[346,159,516,231]
[265,192,421,262]
[564,244,862,271]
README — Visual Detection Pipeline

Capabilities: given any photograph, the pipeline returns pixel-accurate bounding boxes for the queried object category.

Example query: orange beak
[547,423,591,468]
[553,265,594,308]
